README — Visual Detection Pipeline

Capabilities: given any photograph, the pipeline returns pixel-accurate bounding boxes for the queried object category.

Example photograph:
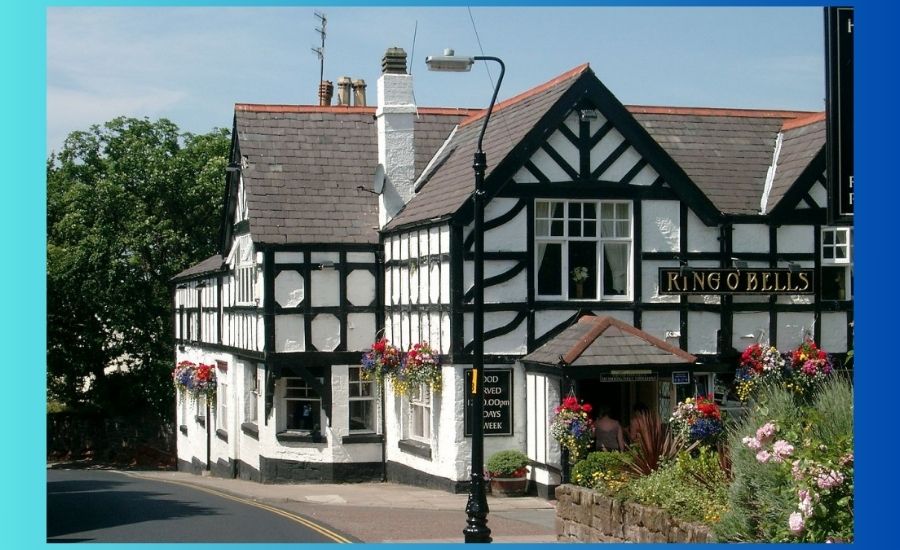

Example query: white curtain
[604,243,629,294]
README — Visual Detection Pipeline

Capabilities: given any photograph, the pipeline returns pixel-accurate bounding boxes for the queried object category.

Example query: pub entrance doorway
[575,378,659,445]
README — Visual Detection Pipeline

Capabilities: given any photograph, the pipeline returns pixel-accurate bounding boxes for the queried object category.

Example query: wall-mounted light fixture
[732,258,748,269]
[225,162,242,173]
[318,261,335,270]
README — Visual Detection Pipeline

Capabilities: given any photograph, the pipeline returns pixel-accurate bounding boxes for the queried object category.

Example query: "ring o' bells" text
[658,268,814,295]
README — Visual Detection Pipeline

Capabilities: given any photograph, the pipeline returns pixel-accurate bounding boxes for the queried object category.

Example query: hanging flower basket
[360,338,401,384]
[392,342,442,396]
[550,396,595,463]
[172,360,217,403]
[669,394,724,445]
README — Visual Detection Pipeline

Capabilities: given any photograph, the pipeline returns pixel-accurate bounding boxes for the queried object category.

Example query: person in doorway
[594,406,626,451]
[628,402,651,445]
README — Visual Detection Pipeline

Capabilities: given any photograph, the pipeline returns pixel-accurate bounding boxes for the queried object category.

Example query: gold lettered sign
[658,268,814,295]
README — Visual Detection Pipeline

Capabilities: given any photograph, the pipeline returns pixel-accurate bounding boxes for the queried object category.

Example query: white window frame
[178,388,189,426]
[821,226,853,300]
[244,363,259,425]
[234,265,257,306]
[407,384,432,443]
[534,199,633,301]
[281,377,324,433]
[217,381,228,431]
[348,366,377,434]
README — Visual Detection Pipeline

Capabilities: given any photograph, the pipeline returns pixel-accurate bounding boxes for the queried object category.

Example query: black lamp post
[426,49,505,544]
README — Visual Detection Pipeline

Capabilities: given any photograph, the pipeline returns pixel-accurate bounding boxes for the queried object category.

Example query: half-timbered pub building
[172,48,851,497]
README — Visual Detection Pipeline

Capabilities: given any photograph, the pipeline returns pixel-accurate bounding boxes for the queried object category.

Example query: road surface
[47,469,354,543]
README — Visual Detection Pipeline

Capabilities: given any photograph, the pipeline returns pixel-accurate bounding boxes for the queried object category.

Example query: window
[348,367,376,433]
[821,227,853,300]
[244,364,259,425]
[408,384,431,442]
[179,388,189,427]
[235,265,256,305]
[195,394,207,423]
[217,382,228,431]
[535,200,632,300]
[283,377,322,433]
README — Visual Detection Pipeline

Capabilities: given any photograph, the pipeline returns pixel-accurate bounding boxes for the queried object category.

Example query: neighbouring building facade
[172,48,851,496]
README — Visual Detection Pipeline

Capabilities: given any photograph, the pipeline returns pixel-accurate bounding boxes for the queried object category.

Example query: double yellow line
[120,472,353,543]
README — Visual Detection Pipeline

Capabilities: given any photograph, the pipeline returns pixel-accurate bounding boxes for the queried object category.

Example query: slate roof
[765,113,826,213]
[234,105,467,245]
[630,107,816,215]
[172,254,224,282]
[521,316,697,368]
[385,65,591,230]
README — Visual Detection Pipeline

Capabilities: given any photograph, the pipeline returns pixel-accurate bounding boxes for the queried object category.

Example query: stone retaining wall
[555,484,713,543]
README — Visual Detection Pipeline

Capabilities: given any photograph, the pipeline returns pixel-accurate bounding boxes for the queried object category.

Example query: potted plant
[486,449,529,497]
[571,266,589,298]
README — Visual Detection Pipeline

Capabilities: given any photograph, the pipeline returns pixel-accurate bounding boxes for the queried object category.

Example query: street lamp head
[425,48,474,72]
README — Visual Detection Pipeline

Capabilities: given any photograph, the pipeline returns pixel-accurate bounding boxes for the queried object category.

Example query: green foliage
[627,411,689,475]
[47,117,230,421]
[571,451,632,494]
[486,450,529,477]
[715,377,854,542]
[618,448,730,524]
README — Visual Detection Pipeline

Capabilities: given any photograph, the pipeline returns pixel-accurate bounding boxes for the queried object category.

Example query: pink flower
[772,440,795,460]
[791,460,804,480]
[816,470,845,490]
[756,422,776,444]
[798,489,814,517]
[839,452,854,466]
[789,512,805,533]
[742,436,762,450]
[756,450,772,464]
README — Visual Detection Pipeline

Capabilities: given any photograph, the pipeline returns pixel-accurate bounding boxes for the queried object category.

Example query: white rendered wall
[777,312,817,351]
[686,210,719,253]
[732,224,770,254]
[642,260,680,304]
[776,225,814,254]
[484,198,527,252]
[820,312,849,353]
[641,310,682,343]
[732,312,771,350]
[687,311,719,355]
[641,200,681,252]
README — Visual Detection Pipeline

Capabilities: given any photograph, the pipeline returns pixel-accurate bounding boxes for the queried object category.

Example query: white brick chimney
[377,47,416,228]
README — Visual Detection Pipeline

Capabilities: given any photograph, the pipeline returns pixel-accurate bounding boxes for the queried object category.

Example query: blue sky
[47,6,825,154]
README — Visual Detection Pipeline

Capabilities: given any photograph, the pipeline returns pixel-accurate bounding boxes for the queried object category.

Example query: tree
[47,117,230,421]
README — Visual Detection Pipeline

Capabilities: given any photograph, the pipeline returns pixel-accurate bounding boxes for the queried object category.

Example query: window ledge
[342,433,383,445]
[276,431,325,444]
[195,415,206,427]
[179,424,188,435]
[241,422,259,439]
[398,439,432,460]
[216,429,228,442]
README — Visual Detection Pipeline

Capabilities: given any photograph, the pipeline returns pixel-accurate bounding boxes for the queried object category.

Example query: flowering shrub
[716,376,853,542]
[736,343,787,401]
[669,395,724,445]
[360,338,401,383]
[550,396,595,462]
[172,360,216,402]
[486,449,529,478]
[571,451,632,494]
[393,342,441,396]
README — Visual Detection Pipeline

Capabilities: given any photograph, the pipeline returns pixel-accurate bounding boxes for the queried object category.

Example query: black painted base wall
[237,459,261,482]
[211,457,236,479]
[534,481,558,500]
[385,461,468,493]
[259,457,383,484]
[178,457,206,475]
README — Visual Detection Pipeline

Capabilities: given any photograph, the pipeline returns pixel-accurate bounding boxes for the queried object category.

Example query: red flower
[582,403,592,414]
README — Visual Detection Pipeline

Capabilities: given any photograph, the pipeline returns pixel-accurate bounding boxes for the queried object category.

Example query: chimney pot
[337,76,352,106]
[352,79,367,107]
[318,80,334,106]
[381,47,408,75]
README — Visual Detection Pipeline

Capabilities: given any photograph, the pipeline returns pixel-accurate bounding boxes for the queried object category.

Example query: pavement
[111,469,559,543]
